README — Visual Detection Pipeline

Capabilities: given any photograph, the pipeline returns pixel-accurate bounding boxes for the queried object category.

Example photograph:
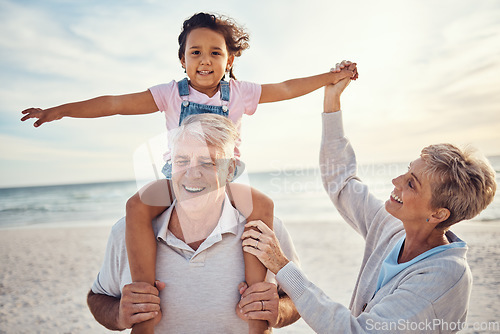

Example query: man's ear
[226,159,236,182]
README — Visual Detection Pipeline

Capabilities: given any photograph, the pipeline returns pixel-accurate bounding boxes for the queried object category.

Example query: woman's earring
[426,218,430,222]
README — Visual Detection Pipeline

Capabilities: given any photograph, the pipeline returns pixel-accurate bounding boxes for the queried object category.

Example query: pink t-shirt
[149,79,261,159]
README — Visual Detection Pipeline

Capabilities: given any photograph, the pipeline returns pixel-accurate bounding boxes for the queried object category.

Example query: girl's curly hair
[178,12,250,80]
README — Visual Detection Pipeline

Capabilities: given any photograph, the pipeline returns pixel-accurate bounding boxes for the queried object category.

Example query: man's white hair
[168,114,238,160]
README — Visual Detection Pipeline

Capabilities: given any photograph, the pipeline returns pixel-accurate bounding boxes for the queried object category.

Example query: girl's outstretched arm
[21,90,158,127]
[259,61,356,104]
[227,183,274,334]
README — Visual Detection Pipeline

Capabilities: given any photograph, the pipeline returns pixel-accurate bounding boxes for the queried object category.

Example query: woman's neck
[399,228,449,263]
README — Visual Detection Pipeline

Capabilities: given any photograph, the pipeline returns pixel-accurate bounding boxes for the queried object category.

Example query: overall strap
[219,80,230,102]
[177,78,190,97]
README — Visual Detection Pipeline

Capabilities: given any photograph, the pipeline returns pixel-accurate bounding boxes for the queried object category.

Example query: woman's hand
[324,62,357,113]
[241,220,290,275]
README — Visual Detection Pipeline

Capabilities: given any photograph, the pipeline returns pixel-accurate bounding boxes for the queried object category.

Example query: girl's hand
[241,220,290,275]
[330,60,352,72]
[21,107,62,127]
[330,60,358,81]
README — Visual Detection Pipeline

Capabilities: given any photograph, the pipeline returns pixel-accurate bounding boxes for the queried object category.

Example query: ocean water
[1,157,499,229]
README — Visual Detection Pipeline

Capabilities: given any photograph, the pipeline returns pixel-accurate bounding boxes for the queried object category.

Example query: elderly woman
[242,73,497,333]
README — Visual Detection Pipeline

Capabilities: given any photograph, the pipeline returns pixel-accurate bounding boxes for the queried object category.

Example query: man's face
[171,135,232,214]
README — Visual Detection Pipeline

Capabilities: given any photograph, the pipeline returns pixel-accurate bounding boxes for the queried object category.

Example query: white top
[92,195,300,333]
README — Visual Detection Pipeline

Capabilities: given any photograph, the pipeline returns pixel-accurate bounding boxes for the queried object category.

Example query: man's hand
[117,281,165,329]
[236,282,280,327]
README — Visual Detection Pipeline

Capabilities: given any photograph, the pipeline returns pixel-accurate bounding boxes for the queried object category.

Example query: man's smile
[183,185,206,193]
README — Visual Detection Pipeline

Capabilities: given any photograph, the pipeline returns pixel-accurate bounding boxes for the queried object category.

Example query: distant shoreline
[2,154,499,189]
[1,217,499,232]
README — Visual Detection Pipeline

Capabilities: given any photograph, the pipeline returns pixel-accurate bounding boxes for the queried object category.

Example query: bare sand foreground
[0,220,499,333]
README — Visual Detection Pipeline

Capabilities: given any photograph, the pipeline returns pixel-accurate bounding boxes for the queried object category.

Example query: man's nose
[185,164,202,178]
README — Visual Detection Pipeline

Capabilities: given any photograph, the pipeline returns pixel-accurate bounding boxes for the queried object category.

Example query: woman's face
[385,157,436,224]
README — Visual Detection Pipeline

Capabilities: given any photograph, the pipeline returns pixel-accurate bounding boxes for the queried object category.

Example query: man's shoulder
[272,216,286,239]
[107,217,127,247]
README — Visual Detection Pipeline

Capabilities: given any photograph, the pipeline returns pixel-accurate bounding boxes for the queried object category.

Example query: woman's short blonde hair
[420,143,497,229]
[168,114,238,160]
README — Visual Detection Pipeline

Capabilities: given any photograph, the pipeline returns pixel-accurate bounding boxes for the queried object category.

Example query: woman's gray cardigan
[276,111,472,333]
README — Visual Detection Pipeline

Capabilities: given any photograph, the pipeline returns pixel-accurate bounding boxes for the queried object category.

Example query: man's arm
[275,289,301,328]
[87,290,124,331]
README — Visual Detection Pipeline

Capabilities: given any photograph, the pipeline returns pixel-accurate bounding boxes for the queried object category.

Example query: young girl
[21,12,356,333]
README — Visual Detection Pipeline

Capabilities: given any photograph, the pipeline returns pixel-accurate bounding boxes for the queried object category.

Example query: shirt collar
[155,193,243,243]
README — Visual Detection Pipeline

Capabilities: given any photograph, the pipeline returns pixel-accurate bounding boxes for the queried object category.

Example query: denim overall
[161,78,231,179]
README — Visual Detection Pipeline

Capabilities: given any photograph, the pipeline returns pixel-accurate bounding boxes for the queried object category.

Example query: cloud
[0,133,124,161]
[1,0,500,186]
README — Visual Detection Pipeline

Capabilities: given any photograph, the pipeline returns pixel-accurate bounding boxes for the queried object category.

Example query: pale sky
[1,0,499,187]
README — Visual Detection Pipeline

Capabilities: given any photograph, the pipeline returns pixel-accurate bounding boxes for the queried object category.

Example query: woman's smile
[390,191,403,204]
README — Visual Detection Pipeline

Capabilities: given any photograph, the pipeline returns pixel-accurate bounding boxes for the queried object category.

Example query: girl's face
[385,158,436,225]
[181,28,234,96]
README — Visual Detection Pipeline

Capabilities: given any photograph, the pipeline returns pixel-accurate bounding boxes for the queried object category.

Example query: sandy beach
[1,219,499,333]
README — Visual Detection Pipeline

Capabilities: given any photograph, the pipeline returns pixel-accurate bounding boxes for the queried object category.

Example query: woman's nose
[392,175,402,187]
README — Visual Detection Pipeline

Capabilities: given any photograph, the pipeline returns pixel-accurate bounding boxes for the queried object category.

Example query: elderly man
[87,114,300,333]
